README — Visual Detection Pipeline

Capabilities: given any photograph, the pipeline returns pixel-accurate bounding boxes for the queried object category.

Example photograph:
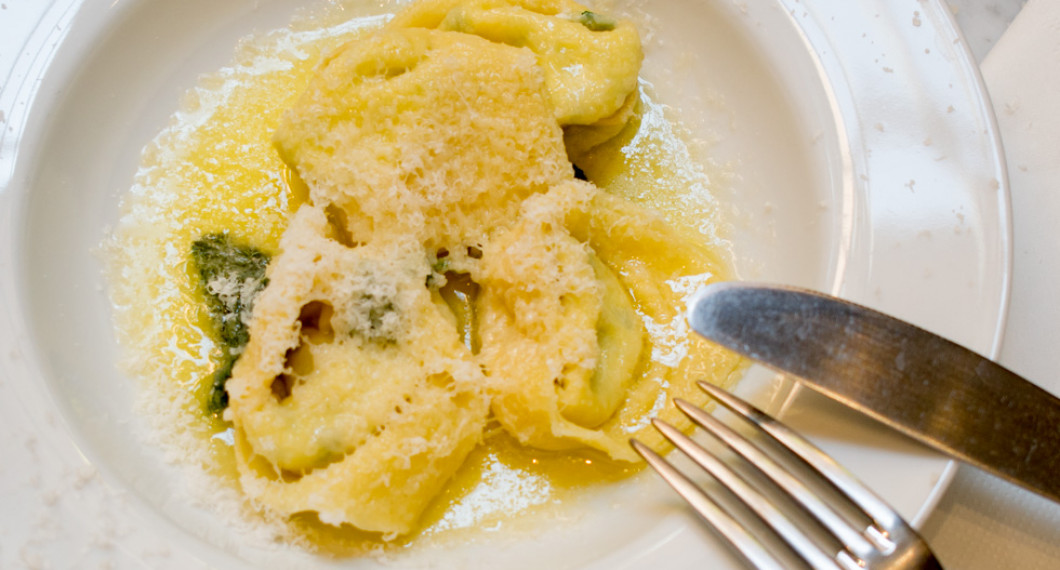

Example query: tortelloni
[271,27,571,250]
[221,0,738,538]
[476,183,735,462]
[390,0,643,126]
[475,182,646,461]
[225,207,490,535]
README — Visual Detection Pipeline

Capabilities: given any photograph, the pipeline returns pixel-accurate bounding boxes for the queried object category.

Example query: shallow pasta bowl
[0,0,1007,568]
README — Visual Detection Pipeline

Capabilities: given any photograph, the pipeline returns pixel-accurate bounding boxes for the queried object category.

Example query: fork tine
[694,381,912,551]
[635,383,941,570]
[647,418,844,569]
[630,439,787,570]
[672,396,875,559]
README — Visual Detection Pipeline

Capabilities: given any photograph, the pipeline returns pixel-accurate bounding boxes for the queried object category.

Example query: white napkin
[919,0,1060,567]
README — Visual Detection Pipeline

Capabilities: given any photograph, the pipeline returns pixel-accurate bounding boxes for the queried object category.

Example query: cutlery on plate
[687,282,1060,505]
[631,381,941,569]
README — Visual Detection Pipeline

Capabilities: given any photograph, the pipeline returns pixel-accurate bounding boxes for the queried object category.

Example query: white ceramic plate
[0,0,1008,568]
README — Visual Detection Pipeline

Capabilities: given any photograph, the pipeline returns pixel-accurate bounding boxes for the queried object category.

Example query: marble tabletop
[947,0,1027,62]
[2,0,1057,568]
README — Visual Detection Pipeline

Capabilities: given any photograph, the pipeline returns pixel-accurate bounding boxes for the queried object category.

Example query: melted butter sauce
[107,3,733,556]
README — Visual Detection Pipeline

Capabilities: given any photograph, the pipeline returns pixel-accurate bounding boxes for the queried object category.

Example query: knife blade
[688,281,1060,504]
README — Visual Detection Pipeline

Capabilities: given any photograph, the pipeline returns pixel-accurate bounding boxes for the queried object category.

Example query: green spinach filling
[190,234,270,414]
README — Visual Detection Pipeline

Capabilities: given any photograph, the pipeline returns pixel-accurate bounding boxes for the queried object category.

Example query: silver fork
[630,381,942,570]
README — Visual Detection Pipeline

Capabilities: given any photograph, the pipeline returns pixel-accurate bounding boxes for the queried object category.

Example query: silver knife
[688,281,1060,504]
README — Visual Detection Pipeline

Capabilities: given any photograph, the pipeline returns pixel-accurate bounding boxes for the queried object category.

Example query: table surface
[2,0,1056,568]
